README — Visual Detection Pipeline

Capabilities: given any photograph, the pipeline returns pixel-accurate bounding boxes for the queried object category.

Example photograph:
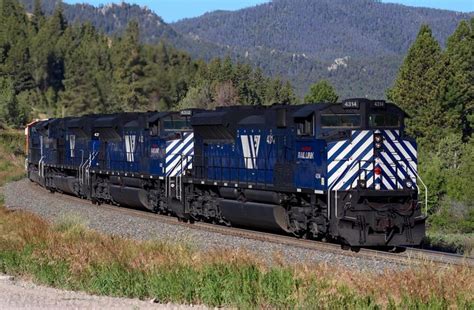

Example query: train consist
[26,99,427,251]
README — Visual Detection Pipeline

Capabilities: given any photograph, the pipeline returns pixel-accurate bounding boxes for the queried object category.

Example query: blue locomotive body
[26,99,426,250]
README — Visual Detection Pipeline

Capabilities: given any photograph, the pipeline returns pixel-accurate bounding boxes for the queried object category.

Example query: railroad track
[22,182,474,267]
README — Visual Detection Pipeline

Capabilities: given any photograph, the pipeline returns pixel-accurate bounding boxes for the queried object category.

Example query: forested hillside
[18,0,472,98]
[174,0,472,97]
[0,0,296,126]
[389,20,473,236]
[18,0,230,60]
[175,0,468,59]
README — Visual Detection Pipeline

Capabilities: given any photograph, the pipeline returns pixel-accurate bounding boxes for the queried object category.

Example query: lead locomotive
[27,99,427,251]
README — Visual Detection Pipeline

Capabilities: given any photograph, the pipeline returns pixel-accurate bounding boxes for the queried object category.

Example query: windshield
[321,114,361,128]
[369,114,400,128]
[163,116,191,131]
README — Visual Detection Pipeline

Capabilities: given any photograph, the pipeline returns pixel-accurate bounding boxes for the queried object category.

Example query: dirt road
[0,275,206,309]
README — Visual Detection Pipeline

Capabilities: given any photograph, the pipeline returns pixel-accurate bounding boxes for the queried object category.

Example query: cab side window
[296,115,314,136]
[150,123,160,136]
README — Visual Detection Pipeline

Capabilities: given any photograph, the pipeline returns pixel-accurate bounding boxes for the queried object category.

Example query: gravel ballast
[3,179,402,271]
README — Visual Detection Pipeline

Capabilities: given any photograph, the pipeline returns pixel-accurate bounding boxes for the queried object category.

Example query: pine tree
[29,3,68,97]
[304,80,338,103]
[388,25,442,144]
[443,19,474,141]
[0,0,36,98]
[280,81,298,105]
[0,76,19,126]
[249,67,266,105]
[59,24,111,116]
[31,0,46,33]
[232,63,249,104]
[177,82,212,110]
[111,21,147,111]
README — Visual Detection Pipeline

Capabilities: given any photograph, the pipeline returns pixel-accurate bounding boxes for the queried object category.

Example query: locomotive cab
[312,99,426,248]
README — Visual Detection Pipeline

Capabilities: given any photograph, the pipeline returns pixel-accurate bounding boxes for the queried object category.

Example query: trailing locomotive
[26,99,427,251]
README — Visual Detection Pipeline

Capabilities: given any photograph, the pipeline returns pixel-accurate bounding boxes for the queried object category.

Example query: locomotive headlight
[374,134,384,151]
[405,180,413,189]
[358,179,367,189]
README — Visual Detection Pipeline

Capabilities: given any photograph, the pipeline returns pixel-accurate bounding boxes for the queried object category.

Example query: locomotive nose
[334,189,425,247]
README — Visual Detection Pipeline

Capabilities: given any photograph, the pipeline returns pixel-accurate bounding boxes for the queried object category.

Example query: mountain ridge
[18,0,473,99]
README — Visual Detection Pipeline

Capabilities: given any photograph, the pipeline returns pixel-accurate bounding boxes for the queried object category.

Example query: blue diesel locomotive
[26,99,427,251]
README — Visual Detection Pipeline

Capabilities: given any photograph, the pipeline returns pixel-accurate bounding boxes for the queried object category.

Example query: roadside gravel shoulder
[3,179,401,271]
[0,275,206,309]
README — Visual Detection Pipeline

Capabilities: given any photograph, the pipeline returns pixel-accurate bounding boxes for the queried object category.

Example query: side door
[294,139,325,190]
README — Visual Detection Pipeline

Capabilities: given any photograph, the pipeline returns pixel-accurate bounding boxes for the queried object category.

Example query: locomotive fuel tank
[109,176,152,210]
[109,185,151,210]
[51,175,77,195]
[219,199,290,232]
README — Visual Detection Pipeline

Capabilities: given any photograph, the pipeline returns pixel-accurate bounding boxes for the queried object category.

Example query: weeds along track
[25,182,473,268]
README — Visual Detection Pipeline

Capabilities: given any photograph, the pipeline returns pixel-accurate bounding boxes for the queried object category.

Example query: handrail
[78,150,85,184]
[381,154,426,214]
[85,152,98,185]
[404,162,428,215]
[38,156,44,178]
[165,155,184,200]
[327,159,361,220]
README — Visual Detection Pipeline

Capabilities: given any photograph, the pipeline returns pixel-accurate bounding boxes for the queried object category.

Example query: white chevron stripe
[379,154,395,190]
[329,136,373,186]
[366,172,375,188]
[382,174,394,190]
[166,142,194,174]
[380,152,405,189]
[166,133,194,163]
[404,140,417,158]
[350,162,374,189]
[169,155,191,177]
[386,131,411,160]
[383,138,402,161]
[406,160,417,183]
[327,129,418,191]
[328,131,371,172]
[333,150,373,190]
[165,139,181,155]
[328,140,346,159]
[383,131,417,186]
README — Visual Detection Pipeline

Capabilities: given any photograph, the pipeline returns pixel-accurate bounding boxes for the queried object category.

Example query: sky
[64,1,474,23]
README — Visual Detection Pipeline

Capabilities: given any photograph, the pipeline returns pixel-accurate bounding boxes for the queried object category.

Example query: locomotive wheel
[374,246,407,253]
[388,246,406,253]
[341,244,350,251]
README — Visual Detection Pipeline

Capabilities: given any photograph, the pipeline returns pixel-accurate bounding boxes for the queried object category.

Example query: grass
[423,232,474,256]
[0,129,25,186]
[0,206,472,309]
